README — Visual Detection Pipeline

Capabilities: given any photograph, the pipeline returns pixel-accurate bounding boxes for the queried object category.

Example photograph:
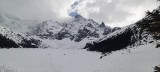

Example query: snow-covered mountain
[0,12,121,48]
[84,6,160,53]
[26,15,121,48]
[31,15,119,42]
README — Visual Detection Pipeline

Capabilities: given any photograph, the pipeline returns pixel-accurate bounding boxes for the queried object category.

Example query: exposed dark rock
[19,38,41,48]
[0,34,19,48]
[98,22,106,28]
[156,43,160,48]
[112,27,121,32]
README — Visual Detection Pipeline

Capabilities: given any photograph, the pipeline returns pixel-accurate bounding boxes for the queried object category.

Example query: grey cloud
[0,0,159,27]
[93,1,133,22]
[80,0,159,27]
[0,0,70,20]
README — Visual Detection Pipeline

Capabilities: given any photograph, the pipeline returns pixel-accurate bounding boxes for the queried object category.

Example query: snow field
[0,43,159,72]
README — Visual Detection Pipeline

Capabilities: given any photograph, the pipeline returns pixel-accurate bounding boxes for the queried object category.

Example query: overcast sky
[0,0,159,27]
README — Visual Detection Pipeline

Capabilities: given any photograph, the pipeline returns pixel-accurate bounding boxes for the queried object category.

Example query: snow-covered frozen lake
[0,44,160,72]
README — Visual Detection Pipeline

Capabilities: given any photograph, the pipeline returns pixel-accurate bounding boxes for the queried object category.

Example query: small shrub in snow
[156,43,160,48]
[154,65,160,72]
[0,66,16,72]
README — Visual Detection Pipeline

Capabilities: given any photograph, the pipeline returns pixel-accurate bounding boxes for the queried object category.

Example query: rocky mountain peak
[98,22,106,28]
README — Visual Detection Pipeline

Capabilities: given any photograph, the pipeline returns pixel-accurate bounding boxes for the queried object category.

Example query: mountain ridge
[84,6,160,53]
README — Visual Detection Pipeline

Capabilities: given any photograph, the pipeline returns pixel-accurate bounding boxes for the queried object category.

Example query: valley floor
[0,44,160,72]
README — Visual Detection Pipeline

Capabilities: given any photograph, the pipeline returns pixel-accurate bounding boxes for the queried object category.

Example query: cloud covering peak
[68,0,82,17]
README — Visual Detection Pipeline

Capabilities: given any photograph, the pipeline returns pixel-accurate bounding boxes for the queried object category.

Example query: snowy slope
[84,24,150,52]
[0,26,41,48]
[41,38,97,49]
[0,43,159,72]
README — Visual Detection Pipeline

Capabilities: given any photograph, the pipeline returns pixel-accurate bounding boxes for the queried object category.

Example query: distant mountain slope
[84,6,160,53]
[0,26,41,48]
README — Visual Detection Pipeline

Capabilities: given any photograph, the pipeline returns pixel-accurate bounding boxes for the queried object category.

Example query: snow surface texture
[0,43,159,72]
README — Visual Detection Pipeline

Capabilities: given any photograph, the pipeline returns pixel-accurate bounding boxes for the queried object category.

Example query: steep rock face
[74,23,99,42]
[32,15,116,42]
[84,6,160,53]
[31,20,63,39]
